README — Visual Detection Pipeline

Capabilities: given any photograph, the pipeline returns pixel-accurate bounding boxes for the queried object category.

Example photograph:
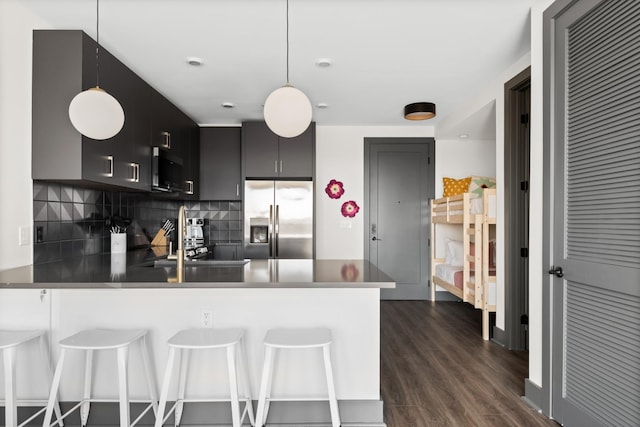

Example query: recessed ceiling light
[221,102,235,109]
[316,103,328,109]
[459,133,470,139]
[315,58,332,67]
[187,57,203,66]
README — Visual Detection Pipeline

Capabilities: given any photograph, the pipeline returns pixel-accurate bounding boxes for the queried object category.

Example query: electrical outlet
[19,226,31,246]
[201,309,213,328]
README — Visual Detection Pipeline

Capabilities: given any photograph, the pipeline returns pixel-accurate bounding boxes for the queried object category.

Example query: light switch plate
[340,220,352,229]
[19,226,31,246]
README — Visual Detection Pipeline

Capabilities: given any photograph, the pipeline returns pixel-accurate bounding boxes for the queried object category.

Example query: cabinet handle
[280,160,283,173]
[185,180,194,195]
[236,183,240,197]
[106,155,113,178]
[162,131,171,149]
[131,163,140,183]
[274,160,278,174]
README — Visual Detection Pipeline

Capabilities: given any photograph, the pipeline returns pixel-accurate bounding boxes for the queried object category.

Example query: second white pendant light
[263,0,312,138]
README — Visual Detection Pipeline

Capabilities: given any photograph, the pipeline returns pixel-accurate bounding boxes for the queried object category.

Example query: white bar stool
[0,330,62,427]
[154,328,254,427]
[255,328,340,427]
[43,329,159,427]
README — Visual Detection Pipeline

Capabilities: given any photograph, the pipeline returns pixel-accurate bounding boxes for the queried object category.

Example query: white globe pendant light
[69,87,124,140]
[264,0,312,138]
[68,0,124,140]
[264,84,312,138]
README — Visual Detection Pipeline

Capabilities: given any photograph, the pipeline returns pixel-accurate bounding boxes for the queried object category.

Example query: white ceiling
[21,0,532,133]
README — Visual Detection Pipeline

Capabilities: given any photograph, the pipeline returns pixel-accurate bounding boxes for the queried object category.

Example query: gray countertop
[0,251,395,289]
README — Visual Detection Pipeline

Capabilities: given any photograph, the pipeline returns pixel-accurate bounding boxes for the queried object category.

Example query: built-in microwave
[151,146,184,192]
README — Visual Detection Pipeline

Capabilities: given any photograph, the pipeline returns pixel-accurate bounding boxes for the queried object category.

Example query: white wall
[434,52,531,334]
[314,125,434,260]
[529,0,556,390]
[433,0,552,390]
[0,1,47,270]
[431,138,496,269]
[433,139,496,197]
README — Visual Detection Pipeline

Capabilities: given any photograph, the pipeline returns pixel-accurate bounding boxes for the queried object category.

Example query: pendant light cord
[286,0,290,84]
[95,0,100,87]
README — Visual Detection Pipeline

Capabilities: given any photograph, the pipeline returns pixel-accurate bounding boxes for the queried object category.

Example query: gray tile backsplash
[33,181,242,264]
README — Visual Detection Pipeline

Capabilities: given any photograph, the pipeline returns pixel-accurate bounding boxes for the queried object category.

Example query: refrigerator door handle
[269,204,274,257]
[275,204,280,257]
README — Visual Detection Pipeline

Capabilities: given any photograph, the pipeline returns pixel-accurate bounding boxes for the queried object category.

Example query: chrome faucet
[167,205,186,282]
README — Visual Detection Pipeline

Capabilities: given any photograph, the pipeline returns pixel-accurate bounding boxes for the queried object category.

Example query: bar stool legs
[255,346,274,427]
[43,329,158,427]
[322,345,340,426]
[255,328,340,427]
[155,328,254,427]
[0,331,62,427]
[80,350,92,426]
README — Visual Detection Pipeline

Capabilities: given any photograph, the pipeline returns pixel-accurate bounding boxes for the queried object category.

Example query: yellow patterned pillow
[443,177,472,197]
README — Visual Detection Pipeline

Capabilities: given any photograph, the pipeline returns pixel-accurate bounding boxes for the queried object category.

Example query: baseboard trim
[491,325,508,347]
[5,400,386,426]
[523,378,543,412]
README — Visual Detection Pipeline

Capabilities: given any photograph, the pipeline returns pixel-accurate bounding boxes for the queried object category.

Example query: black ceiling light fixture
[404,102,436,120]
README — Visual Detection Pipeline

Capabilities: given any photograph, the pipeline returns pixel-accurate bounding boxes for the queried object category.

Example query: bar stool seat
[43,329,159,427]
[155,328,254,427]
[255,327,340,427]
[0,330,62,427]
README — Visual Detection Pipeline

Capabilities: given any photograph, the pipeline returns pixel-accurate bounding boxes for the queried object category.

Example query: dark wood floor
[380,301,559,427]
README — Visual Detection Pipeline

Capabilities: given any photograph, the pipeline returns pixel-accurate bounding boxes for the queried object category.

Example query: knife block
[150,229,168,247]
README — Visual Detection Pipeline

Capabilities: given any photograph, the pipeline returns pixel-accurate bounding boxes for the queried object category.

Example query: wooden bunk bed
[430,188,497,340]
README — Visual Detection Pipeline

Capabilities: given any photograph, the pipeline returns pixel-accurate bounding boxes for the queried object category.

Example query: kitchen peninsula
[0,258,393,426]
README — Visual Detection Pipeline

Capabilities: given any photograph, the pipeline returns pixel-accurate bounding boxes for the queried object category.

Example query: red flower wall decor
[325,179,345,199]
[341,200,360,218]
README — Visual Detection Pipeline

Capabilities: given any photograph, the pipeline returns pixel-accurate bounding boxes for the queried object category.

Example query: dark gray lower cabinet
[200,127,242,201]
[213,243,242,260]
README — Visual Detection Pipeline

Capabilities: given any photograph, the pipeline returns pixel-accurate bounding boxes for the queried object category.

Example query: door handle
[548,266,564,278]
[372,236,382,241]
[269,205,274,257]
[275,205,280,257]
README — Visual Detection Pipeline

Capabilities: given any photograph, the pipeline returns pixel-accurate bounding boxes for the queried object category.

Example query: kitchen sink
[152,259,250,268]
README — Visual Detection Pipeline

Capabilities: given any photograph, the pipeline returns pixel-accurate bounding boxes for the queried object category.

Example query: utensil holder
[110,252,127,278]
[111,233,127,254]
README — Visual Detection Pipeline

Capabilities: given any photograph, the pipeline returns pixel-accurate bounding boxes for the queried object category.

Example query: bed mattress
[434,264,497,305]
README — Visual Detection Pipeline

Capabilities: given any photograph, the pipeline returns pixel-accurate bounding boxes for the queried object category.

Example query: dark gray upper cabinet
[150,90,199,197]
[32,30,196,194]
[242,121,315,179]
[200,127,242,201]
[183,126,200,200]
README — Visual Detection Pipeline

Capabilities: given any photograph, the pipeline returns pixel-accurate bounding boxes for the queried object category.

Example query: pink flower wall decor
[325,179,345,199]
[341,200,360,218]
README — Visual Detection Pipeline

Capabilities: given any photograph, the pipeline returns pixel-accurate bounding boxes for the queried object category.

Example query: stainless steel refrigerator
[244,180,314,259]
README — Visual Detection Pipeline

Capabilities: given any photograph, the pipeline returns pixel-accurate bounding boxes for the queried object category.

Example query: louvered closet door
[549,0,640,426]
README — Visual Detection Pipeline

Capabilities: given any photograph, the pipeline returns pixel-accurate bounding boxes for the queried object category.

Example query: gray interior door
[365,139,434,300]
[546,0,640,425]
